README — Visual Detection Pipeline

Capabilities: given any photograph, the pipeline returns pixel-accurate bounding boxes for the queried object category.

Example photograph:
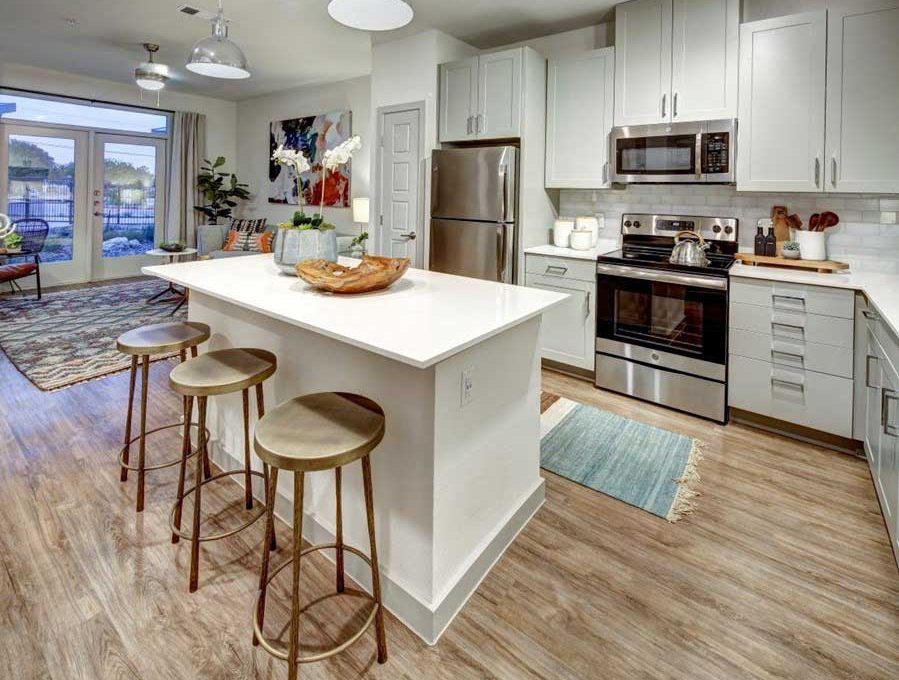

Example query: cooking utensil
[669,230,710,267]
[809,213,820,231]
[818,211,840,231]
[786,213,803,231]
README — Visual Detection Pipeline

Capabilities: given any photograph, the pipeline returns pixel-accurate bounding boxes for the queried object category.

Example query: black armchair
[0,218,49,299]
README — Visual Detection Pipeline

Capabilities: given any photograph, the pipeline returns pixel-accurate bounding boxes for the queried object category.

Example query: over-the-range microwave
[610,119,736,184]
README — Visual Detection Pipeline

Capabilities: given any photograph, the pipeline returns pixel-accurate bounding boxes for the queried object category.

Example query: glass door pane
[1,124,90,287]
[92,134,165,279]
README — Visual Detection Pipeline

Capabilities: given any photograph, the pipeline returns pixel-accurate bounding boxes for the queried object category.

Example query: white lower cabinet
[525,254,596,371]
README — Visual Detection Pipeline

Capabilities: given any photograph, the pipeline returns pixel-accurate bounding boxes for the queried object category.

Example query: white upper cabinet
[825,0,899,194]
[737,12,827,192]
[545,48,615,189]
[478,50,522,139]
[671,0,739,122]
[439,57,479,143]
[439,48,523,142]
[614,0,672,126]
[614,0,738,126]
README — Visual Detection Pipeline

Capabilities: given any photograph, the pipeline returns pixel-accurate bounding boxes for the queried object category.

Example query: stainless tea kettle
[669,230,710,267]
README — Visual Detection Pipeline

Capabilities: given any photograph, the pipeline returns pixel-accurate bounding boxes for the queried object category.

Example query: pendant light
[186,0,250,79]
[327,0,414,31]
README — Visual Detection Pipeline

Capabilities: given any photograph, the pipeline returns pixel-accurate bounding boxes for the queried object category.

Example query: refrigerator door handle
[496,224,506,283]
[499,164,507,221]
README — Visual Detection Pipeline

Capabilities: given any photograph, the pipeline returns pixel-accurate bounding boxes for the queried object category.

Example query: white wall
[742,0,828,22]
[0,61,237,171]
[488,23,614,58]
[235,75,371,235]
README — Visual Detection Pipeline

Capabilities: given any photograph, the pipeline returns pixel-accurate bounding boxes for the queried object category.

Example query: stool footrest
[170,469,268,542]
[118,422,209,472]
[252,542,379,664]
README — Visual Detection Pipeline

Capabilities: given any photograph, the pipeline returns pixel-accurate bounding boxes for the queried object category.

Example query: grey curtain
[166,111,206,247]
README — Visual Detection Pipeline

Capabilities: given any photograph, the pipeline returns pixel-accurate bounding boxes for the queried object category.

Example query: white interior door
[0,123,90,287]
[825,0,899,193]
[378,107,422,265]
[91,134,166,280]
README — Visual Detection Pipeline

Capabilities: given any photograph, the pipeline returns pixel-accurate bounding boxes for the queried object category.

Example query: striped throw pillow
[223,218,268,252]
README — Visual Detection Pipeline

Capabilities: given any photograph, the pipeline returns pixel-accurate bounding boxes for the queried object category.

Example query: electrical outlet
[461,367,474,407]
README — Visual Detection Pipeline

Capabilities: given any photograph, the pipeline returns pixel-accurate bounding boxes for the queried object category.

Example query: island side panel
[430,316,546,639]
[187,291,438,633]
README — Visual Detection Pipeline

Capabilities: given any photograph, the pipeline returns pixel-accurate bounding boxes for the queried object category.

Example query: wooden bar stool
[252,392,388,679]
[169,347,278,592]
[116,321,211,512]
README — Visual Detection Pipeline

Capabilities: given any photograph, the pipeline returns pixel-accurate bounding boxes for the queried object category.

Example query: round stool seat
[254,392,385,472]
[117,321,210,355]
[169,348,276,397]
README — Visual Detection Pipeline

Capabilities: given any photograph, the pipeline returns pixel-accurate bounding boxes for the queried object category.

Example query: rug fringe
[666,438,706,523]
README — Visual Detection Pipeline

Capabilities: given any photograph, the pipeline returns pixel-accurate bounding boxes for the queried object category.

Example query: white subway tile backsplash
[559,185,899,269]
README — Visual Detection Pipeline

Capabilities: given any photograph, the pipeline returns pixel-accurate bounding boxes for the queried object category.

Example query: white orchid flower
[271,145,311,174]
[322,135,362,171]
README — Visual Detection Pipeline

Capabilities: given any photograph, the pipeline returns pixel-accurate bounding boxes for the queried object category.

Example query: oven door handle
[596,263,728,290]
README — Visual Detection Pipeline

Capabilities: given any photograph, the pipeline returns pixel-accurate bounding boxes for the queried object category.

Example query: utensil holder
[795,231,827,261]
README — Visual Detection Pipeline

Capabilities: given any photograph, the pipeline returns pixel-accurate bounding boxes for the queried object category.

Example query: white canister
[575,215,600,247]
[795,230,827,261]
[553,219,574,248]
[569,230,593,251]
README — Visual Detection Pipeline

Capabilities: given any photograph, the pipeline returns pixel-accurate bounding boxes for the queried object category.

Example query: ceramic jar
[273,227,338,275]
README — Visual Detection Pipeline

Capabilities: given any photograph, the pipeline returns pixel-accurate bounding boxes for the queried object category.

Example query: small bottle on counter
[754,222,766,255]
[764,226,777,257]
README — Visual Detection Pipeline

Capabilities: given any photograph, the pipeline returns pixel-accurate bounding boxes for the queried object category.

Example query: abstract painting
[268,110,352,207]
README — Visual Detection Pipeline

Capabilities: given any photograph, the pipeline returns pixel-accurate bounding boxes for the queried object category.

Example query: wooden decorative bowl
[296,255,411,294]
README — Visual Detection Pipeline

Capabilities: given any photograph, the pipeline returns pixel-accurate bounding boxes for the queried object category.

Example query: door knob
[401,232,417,241]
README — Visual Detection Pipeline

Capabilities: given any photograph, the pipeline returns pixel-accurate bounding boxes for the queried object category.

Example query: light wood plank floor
[1,348,897,679]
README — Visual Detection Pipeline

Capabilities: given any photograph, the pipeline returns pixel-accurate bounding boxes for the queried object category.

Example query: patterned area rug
[541,392,703,522]
[0,278,186,391]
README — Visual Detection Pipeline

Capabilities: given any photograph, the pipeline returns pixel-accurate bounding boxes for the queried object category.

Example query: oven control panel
[621,213,738,242]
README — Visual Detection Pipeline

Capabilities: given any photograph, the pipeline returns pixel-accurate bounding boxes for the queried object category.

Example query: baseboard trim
[210,443,545,646]
[730,408,864,456]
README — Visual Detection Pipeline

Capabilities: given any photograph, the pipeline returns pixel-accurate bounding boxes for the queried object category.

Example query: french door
[91,134,166,280]
[0,123,90,286]
[0,123,166,286]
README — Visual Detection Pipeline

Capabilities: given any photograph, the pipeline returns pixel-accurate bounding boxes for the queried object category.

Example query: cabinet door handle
[602,161,609,185]
[661,93,667,119]
[831,156,838,188]
[466,116,472,135]
[866,354,879,388]
[814,156,821,188]
[882,389,898,436]
[584,290,591,321]
[673,92,679,118]
[771,349,803,363]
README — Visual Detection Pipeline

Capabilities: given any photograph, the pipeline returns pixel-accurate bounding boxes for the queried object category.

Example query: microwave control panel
[702,132,730,174]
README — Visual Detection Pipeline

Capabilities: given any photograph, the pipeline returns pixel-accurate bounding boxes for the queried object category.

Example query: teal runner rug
[540,392,704,522]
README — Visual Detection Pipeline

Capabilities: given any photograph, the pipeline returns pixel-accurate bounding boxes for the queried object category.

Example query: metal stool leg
[256,383,276,551]
[335,466,345,593]
[253,466,279,646]
[136,354,150,513]
[172,395,193,544]
[288,471,305,680]
[189,396,208,593]
[120,356,138,482]
[242,389,254,510]
[362,455,388,664]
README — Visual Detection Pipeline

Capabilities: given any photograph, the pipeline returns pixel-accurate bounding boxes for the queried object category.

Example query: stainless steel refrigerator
[429,146,517,283]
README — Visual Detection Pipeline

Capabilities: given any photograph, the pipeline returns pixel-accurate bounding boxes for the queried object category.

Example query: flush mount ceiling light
[327,0,414,31]
[186,0,250,79]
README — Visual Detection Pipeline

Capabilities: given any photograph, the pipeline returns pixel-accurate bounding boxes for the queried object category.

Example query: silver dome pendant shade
[186,0,250,79]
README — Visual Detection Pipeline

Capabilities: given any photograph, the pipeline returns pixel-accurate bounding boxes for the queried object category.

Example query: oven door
[611,125,702,183]
[596,264,728,378]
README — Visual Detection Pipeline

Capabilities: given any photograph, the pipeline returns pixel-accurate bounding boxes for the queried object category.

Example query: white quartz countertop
[143,254,567,369]
[731,262,899,339]
[524,239,620,261]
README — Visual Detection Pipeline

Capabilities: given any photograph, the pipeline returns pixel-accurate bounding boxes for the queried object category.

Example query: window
[0,91,169,135]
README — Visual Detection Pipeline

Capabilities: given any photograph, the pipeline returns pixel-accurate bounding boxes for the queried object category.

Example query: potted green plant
[781,241,801,259]
[194,156,250,225]
[350,231,369,257]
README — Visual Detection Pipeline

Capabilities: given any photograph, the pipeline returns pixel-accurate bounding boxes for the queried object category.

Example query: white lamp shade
[353,197,370,223]
[328,0,413,31]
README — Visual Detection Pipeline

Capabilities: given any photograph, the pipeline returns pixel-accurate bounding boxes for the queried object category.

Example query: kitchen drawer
[730,301,854,349]
[729,327,853,378]
[728,354,853,437]
[524,254,596,283]
[730,278,854,319]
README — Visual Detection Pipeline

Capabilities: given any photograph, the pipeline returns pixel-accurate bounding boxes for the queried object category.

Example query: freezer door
[431,146,517,222]
[429,219,514,283]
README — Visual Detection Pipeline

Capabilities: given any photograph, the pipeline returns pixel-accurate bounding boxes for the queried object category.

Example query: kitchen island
[143,254,566,644]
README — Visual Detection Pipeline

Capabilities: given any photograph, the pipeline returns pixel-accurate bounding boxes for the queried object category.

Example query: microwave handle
[695,133,703,180]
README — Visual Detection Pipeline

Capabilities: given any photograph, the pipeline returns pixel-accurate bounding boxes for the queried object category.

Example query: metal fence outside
[7,178,156,226]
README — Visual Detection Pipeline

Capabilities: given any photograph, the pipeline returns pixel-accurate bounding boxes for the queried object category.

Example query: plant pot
[782,249,801,260]
[795,231,827,261]
[273,228,338,275]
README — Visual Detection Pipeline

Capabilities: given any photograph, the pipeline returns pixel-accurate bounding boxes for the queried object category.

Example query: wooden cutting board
[735,253,849,273]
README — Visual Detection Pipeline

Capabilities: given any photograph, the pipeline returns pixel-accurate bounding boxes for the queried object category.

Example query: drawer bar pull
[771,377,804,391]
[771,349,803,362]
[882,389,898,436]
[771,322,805,335]
[772,294,805,306]
[862,309,880,321]
[866,354,879,388]
[545,265,568,276]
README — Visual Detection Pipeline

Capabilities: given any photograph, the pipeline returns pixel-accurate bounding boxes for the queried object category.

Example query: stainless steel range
[594,213,739,423]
